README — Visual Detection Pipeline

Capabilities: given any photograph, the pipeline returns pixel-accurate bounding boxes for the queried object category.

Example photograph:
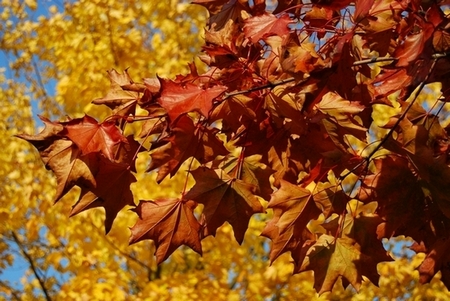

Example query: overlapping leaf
[298,235,365,294]
[148,115,228,182]
[243,13,292,43]
[261,180,321,264]
[70,156,136,233]
[129,198,202,264]
[61,115,128,161]
[158,78,227,123]
[16,116,97,202]
[184,167,264,243]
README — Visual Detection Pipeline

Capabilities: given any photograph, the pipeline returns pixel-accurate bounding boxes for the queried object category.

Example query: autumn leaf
[320,201,392,285]
[210,94,257,133]
[16,116,97,202]
[92,69,140,110]
[298,235,364,294]
[61,115,128,161]
[243,13,292,43]
[184,167,264,243]
[129,198,202,264]
[433,29,450,52]
[261,180,321,264]
[70,156,136,233]
[315,91,364,119]
[213,154,273,201]
[148,115,228,183]
[281,41,326,75]
[394,24,434,67]
[195,0,248,30]
[417,238,450,289]
[158,78,227,123]
[264,85,307,132]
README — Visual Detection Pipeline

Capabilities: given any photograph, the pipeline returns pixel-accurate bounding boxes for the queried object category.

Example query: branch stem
[11,232,52,301]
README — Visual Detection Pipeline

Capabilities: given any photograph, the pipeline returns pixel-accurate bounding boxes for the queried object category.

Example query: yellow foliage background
[1,1,450,300]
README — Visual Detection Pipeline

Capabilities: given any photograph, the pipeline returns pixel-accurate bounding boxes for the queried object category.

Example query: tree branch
[88,221,154,276]
[0,279,22,300]
[222,56,406,99]
[10,232,52,301]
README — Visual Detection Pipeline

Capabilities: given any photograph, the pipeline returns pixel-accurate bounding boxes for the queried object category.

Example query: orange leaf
[70,156,136,233]
[261,180,321,263]
[129,199,202,264]
[243,13,292,43]
[158,78,227,123]
[148,115,228,183]
[184,167,264,243]
[16,116,97,202]
[299,236,364,294]
[61,115,127,161]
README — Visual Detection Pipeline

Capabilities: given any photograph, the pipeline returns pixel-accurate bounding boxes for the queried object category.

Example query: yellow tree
[2,0,450,300]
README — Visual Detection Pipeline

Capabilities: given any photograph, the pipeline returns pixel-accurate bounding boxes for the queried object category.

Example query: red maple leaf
[194,0,248,30]
[61,115,128,161]
[70,156,136,233]
[148,115,228,183]
[92,69,140,110]
[16,116,97,202]
[243,13,292,43]
[158,78,227,123]
[184,167,264,243]
[298,235,365,294]
[129,198,202,264]
[261,180,321,263]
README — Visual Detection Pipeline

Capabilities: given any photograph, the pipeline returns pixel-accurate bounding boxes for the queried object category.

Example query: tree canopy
[4,0,450,299]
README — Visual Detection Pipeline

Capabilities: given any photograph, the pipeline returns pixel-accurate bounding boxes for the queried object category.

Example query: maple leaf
[148,115,228,183]
[261,180,321,264]
[129,199,202,264]
[304,6,339,38]
[394,24,434,67]
[157,78,227,123]
[195,0,248,30]
[433,29,450,52]
[213,154,273,201]
[38,140,98,203]
[417,238,450,288]
[210,94,257,133]
[321,201,392,285]
[61,115,128,161]
[184,167,264,243]
[354,0,375,22]
[243,13,292,43]
[112,135,145,173]
[315,91,365,120]
[264,85,307,133]
[281,41,327,75]
[298,235,365,294]
[92,69,140,111]
[15,115,63,149]
[70,156,136,233]
[357,156,430,241]
[313,179,348,218]
[16,116,97,202]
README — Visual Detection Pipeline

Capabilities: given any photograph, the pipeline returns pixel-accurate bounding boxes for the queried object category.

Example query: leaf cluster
[17,0,450,294]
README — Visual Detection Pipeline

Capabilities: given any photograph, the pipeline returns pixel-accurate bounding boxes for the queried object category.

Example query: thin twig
[0,280,22,300]
[223,77,297,99]
[340,58,439,180]
[366,59,437,159]
[11,232,52,301]
[222,56,408,99]
[352,57,398,66]
[88,221,154,275]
